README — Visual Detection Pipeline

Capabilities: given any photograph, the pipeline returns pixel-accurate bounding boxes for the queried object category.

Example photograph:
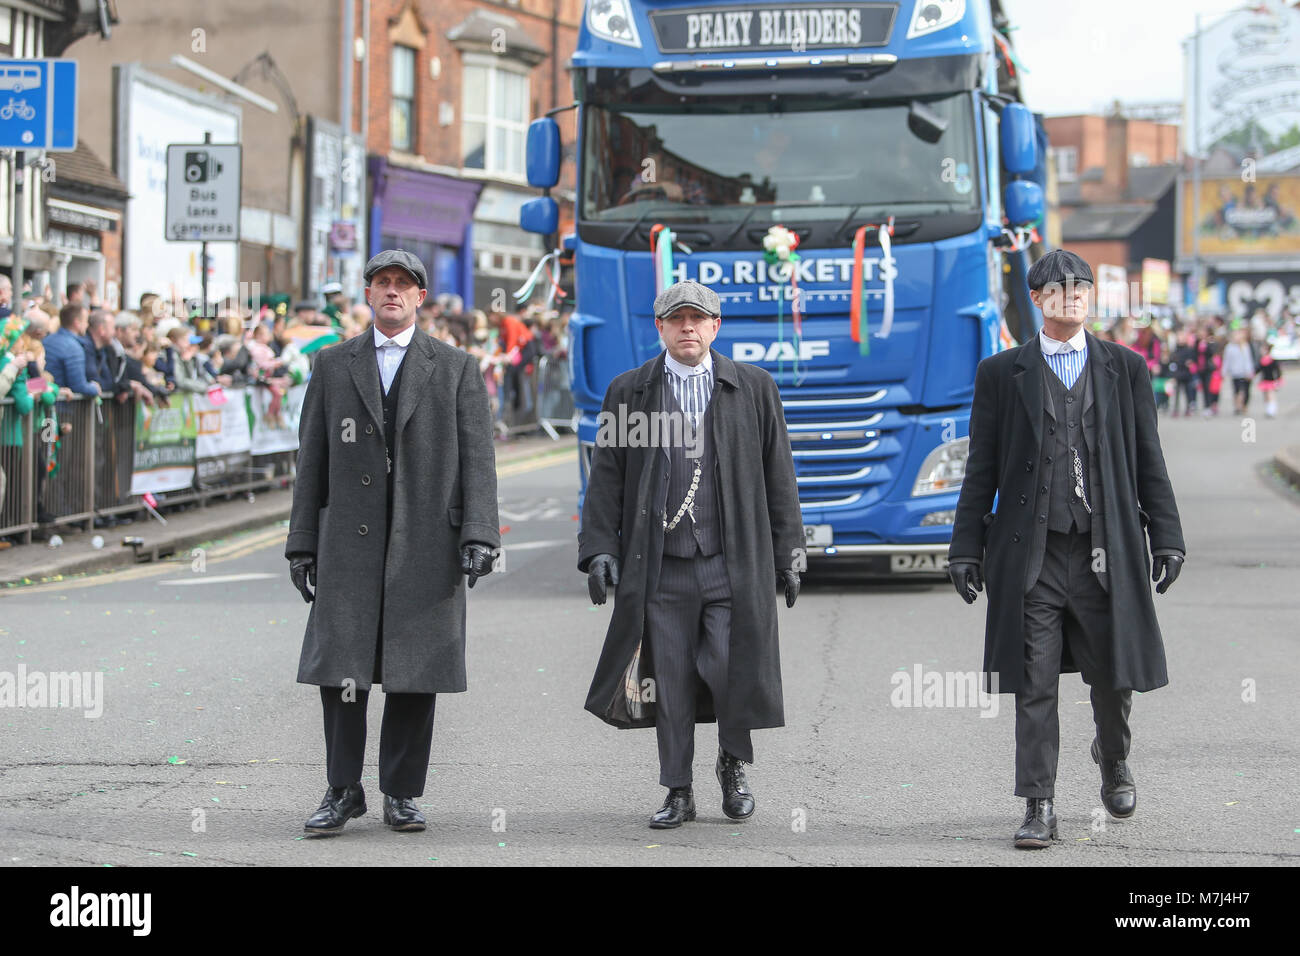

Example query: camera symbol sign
[165,143,242,242]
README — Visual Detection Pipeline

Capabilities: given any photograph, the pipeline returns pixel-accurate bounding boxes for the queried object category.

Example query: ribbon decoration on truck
[513,249,568,308]
[762,224,805,383]
[850,217,895,355]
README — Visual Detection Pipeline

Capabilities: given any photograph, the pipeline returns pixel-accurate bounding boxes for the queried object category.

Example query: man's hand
[587,553,619,606]
[777,569,800,608]
[460,543,495,588]
[948,560,983,604]
[1152,554,1183,594]
[289,553,316,603]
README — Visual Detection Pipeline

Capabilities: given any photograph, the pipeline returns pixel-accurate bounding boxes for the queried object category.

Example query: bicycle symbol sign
[0,58,77,151]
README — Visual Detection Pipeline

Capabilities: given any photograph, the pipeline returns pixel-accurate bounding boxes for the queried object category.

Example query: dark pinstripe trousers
[647,552,754,787]
[1015,530,1132,798]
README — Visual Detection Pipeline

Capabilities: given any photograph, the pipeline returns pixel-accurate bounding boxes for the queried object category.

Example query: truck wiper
[612,202,701,247]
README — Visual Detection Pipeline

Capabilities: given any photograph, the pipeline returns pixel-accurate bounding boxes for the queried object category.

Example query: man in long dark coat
[948,249,1185,848]
[578,279,804,829]
[286,250,499,836]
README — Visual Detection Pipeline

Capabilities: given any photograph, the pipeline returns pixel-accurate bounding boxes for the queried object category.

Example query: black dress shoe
[1013,797,1058,848]
[303,783,366,836]
[648,786,695,829]
[715,748,756,820]
[1092,738,1137,819]
[383,795,426,832]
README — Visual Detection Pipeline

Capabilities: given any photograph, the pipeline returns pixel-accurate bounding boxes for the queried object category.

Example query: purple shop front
[369,158,482,308]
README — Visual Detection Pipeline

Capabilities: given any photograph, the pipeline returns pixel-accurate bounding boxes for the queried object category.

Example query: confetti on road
[167,756,187,765]
[181,852,197,857]
[645,844,660,848]
[1225,801,1238,806]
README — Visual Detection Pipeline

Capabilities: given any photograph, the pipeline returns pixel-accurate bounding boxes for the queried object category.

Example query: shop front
[368,157,481,307]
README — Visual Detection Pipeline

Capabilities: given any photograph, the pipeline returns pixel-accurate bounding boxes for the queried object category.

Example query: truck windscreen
[581,92,978,226]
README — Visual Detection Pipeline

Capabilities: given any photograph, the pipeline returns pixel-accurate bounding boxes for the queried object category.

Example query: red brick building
[359,0,580,309]
[1045,113,1180,316]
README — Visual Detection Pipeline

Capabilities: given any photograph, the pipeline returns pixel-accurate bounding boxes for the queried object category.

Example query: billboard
[1184,3,1300,160]
[115,65,240,310]
[1180,175,1300,258]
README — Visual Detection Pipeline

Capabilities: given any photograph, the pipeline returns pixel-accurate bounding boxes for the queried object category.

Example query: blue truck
[521,0,1047,574]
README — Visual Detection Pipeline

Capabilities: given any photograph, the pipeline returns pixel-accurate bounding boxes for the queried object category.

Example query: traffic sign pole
[201,131,210,320]
[12,150,23,298]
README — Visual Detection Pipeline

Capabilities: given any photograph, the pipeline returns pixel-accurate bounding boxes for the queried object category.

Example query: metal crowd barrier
[497,352,577,439]
[0,394,296,546]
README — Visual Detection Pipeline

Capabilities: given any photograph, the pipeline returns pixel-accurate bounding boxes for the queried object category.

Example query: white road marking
[159,573,278,586]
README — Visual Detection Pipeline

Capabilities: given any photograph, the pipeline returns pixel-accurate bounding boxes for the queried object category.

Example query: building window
[1054,146,1078,184]
[391,44,416,152]
[462,56,529,178]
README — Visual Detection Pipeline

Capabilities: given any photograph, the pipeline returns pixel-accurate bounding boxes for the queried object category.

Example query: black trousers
[646,552,753,788]
[320,686,436,798]
[1015,529,1132,798]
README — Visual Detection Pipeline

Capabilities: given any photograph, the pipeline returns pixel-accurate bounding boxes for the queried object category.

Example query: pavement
[1273,443,1300,490]
[0,431,576,589]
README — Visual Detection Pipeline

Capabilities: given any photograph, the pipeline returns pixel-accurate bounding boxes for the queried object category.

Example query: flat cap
[364,249,428,290]
[320,281,344,296]
[653,279,720,320]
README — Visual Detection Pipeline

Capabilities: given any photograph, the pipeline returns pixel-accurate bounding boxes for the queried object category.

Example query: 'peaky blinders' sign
[649,2,897,53]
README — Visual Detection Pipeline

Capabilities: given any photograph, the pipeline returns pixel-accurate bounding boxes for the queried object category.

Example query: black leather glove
[948,560,983,604]
[460,543,496,588]
[1152,553,1183,594]
[778,569,800,608]
[587,553,620,605]
[289,553,316,603]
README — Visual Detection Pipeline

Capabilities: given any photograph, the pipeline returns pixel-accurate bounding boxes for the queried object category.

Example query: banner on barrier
[248,383,305,455]
[195,386,253,487]
[130,394,198,495]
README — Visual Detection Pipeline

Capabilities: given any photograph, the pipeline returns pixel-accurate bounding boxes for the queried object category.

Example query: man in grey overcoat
[286,250,500,836]
[948,249,1185,849]
[578,279,804,829]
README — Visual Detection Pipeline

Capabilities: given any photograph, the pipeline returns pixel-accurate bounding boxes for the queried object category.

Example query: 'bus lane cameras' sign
[165,142,241,242]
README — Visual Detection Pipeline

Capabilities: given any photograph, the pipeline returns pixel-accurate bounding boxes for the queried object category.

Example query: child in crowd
[1258,341,1283,418]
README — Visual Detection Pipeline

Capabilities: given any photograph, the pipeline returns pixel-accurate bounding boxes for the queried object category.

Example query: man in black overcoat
[948,249,1185,848]
[578,279,804,829]
[286,250,500,836]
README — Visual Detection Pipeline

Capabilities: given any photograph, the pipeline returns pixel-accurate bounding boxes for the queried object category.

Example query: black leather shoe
[303,784,366,836]
[1092,738,1137,819]
[649,787,695,829]
[715,748,756,820]
[1013,797,1058,848]
[383,795,426,832]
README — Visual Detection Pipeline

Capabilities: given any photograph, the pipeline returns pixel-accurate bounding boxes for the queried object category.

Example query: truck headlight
[587,0,642,48]
[912,437,968,496]
[906,0,966,39]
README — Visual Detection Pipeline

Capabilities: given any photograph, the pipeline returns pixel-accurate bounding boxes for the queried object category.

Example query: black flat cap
[364,249,428,290]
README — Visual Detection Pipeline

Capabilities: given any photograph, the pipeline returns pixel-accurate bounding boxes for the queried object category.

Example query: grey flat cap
[653,279,720,319]
[364,249,428,289]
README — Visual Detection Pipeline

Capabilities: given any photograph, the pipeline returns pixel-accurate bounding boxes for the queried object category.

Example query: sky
[999,0,1254,117]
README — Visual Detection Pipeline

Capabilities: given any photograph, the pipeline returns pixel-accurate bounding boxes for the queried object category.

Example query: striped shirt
[1039,328,1088,389]
[664,351,714,430]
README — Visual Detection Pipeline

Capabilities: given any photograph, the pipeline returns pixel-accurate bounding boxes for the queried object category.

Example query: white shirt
[1039,327,1087,355]
[374,323,415,394]
[663,349,713,381]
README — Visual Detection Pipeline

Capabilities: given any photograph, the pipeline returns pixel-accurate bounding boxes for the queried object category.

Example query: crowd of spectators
[1095,308,1291,419]
[1,275,574,546]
